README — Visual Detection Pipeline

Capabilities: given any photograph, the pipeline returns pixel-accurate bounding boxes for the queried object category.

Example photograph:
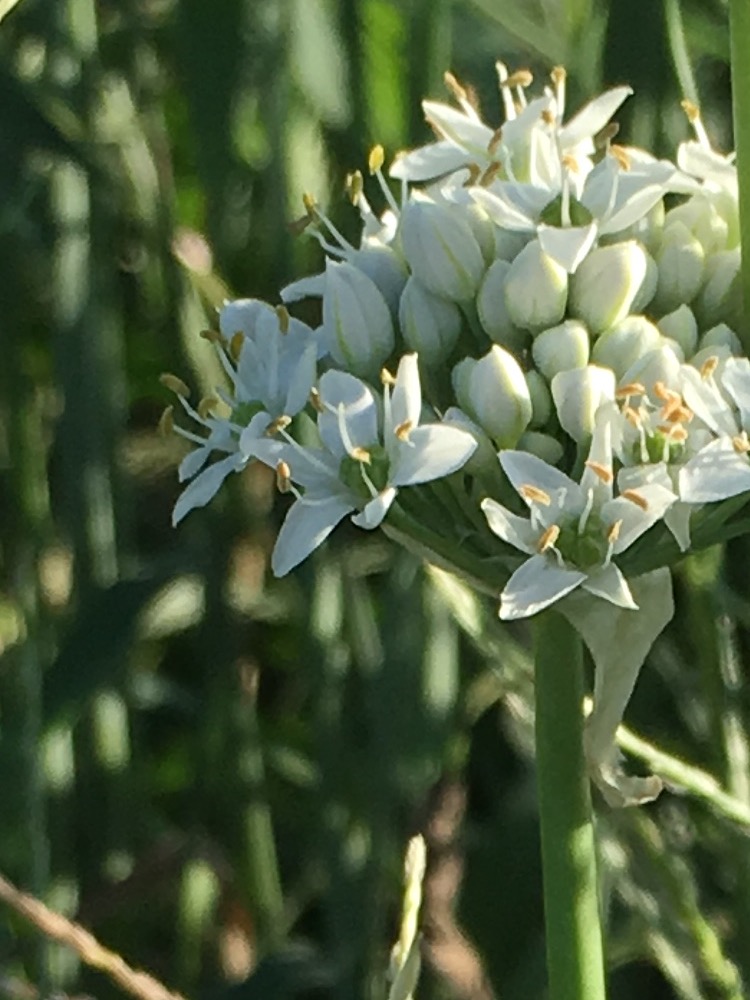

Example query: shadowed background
[1,1,747,999]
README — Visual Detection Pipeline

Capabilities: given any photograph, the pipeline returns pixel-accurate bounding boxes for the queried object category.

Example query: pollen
[611,144,631,171]
[550,65,566,86]
[653,381,671,402]
[267,415,292,436]
[368,144,385,174]
[658,424,689,442]
[506,68,533,89]
[198,396,218,419]
[607,519,623,544]
[537,524,560,553]
[229,331,244,362]
[276,460,292,493]
[681,98,701,124]
[350,446,372,465]
[616,381,646,399]
[700,355,720,380]
[380,367,397,387]
[394,420,414,442]
[585,460,614,484]
[158,406,174,436]
[519,484,552,506]
[621,489,649,510]
[733,432,750,454]
[302,192,319,215]
[159,373,190,398]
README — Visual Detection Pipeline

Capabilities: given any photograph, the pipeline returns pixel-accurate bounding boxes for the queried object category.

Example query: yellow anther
[346,170,364,204]
[550,66,567,87]
[621,489,649,510]
[538,524,560,553]
[159,373,190,398]
[667,425,689,442]
[368,144,385,174]
[229,331,244,362]
[623,405,642,427]
[198,396,218,419]
[519,484,552,506]
[302,192,318,215]
[443,70,467,101]
[158,406,174,436]
[309,387,324,413]
[266,415,292,436]
[395,419,413,442]
[594,122,620,149]
[541,109,555,127]
[506,69,533,89]
[350,446,372,464]
[607,519,623,544]
[276,460,292,493]
[275,304,290,333]
[462,163,482,187]
[681,98,701,124]
[733,432,750,454]
[199,328,222,344]
[700,355,720,380]
[616,381,647,399]
[610,144,632,171]
[585,460,614,484]
[561,153,580,172]
[380,367,397,387]
[488,127,504,155]
[288,212,314,237]
[653,381,670,402]
[479,162,501,186]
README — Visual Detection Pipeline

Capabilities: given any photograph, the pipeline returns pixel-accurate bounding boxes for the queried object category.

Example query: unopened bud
[476,259,527,352]
[399,276,462,365]
[525,370,553,429]
[503,239,568,332]
[619,346,682,399]
[651,221,705,314]
[322,259,395,378]
[666,197,729,256]
[630,248,658,313]
[442,407,502,480]
[694,248,742,329]
[452,346,532,447]
[591,314,662,380]
[698,323,741,355]
[569,240,648,334]
[551,365,616,444]
[518,430,564,465]
[531,320,590,381]
[347,245,408,314]
[219,298,274,339]
[657,304,698,358]
[399,195,486,302]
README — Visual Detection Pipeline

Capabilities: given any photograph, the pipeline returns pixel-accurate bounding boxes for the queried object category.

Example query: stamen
[538,524,560,553]
[561,153,579,173]
[266,415,292,436]
[303,390,320,417]
[518,484,551,505]
[550,64,566,119]
[380,367,397,387]
[585,460,614,484]
[541,109,555,127]
[505,69,533,89]
[395,419,413,442]
[594,122,620,150]
[199,328,222,344]
[368,144,385,174]
[607,519,623,544]
[462,164,482,187]
[276,460,292,493]
[653,381,670,402]
[657,424,689,442]
[345,170,363,204]
[621,489,649,510]
[616,381,647,399]
[302,192,319,216]
[479,162,501,186]
[487,127,503,155]
[158,406,174,436]
[623,405,643,427]
[229,331,244,362]
[350,446,372,464]
[288,212,314,237]
[198,396,218,419]
[733,432,750,454]
[160,373,190,398]
[275,305,290,333]
[681,98,711,148]
[610,144,631,171]
[496,61,515,122]
[443,70,467,102]
[700,355,720,380]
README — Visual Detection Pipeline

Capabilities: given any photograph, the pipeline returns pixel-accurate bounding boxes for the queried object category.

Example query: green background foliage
[0,1,748,998]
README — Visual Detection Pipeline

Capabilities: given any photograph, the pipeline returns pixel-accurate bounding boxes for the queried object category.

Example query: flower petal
[172,453,244,526]
[581,563,637,609]
[500,554,586,620]
[499,450,580,515]
[679,437,750,503]
[352,487,397,529]
[390,353,421,430]
[480,498,538,554]
[271,494,355,576]
[390,141,472,183]
[318,370,379,457]
[390,424,476,486]
[537,223,598,273]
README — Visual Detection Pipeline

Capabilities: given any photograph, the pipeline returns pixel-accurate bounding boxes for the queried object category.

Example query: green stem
[730,0,750,350]
[533,611,606,1000]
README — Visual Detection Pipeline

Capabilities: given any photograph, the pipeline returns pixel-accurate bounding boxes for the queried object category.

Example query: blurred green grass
[1,2,749,999]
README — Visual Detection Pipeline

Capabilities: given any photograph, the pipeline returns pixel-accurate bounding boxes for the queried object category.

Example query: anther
[380,367,397,387]
[653,381,670,402]
[538,524,560,553]
[607,519,623,544]
[346,170,363,204]
[550,66,566,86]
[623,405,642,427]
[309,387,324,413]
[229,331,244,362]
[199,328,222,344]
[487,127,504,155]
[479,162,501,186]
[276,460,292,493]
[621,489,649,510]
[541,109,555,127]
[160,373,190,398]
[681,99,700,124]
[395,419,413,442]
[275,304,290,333]
[610,144,631,171]
[444,71,467,101]
[585,460,614,484]
[561,153,579,172]
[158,406,174,436]
[302,192,319,216]
[368,144,385,174]
[505,69,533,89]
[733,432,750,454]
[198,396,218,419]
[595,122,620,149]
[616,381,646,399]
[519,484,552,505]
[267,415,292,436]
[700,355,720,380]
[350,446,372,464]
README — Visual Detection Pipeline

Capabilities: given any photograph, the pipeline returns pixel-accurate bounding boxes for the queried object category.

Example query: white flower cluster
[163,63,748,804]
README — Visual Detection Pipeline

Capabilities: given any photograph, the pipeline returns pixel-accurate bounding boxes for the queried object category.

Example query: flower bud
[477,259,528,352]
[322,259,395,378]
[569,240,647,334]
[442,406,504,481]
[440,187,497,263]
[694,248,742,329]
[503,239,568,332]
[666,196,728,256]
[452,346,532,446]
[657,304,698,357]
[220,298,274,339]
[526,370,552,429]
[629,248,658,313]
[698,323,741,355]
[518,430,564,465]
[399,194,486,302]
[531,320,590,381]
[551,365,616,444]
[619,346,682,398]
[591,314,662,380]
[349,244,408,313]
[398,276,462,365]
[494,228,531,262]
[651,221,705,315]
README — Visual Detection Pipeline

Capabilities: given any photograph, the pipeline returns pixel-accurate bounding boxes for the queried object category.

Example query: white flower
[481,415,676,619]
[168,301,319,526]
[248,355,476,575]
